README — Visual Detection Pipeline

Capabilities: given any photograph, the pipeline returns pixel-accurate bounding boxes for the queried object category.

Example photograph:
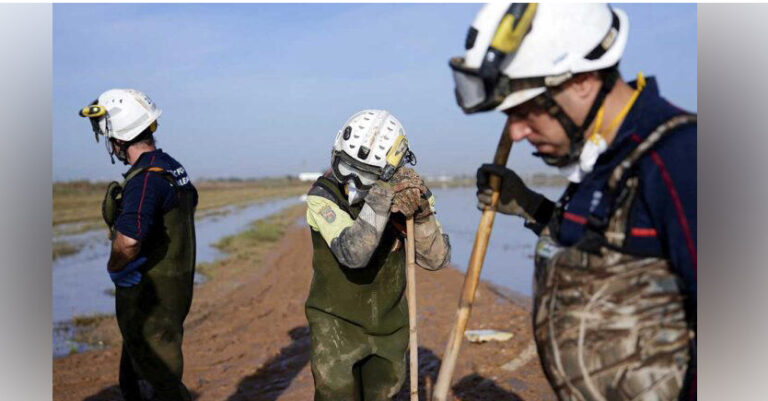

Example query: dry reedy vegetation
[53,177,311,232]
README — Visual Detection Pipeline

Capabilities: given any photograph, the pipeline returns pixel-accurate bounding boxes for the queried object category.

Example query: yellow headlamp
[79,104,106,118]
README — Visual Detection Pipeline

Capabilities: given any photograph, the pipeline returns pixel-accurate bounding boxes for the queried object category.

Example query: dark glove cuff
[532,197,555,226]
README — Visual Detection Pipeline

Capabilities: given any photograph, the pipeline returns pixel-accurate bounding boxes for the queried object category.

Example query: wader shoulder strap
[581,113,697,251]
[122,166,177,188]
[606,113,697,195]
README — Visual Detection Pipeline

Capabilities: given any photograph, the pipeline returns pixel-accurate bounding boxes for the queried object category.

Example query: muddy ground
[53,208,556,401]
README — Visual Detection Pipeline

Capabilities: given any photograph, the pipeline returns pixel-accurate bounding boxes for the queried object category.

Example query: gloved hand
[476,163,547,220]
[109,256,147,288]
[390,167,428,218]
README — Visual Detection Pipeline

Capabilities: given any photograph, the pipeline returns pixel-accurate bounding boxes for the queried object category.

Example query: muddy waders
[305,176,410,401]
[532,116,696,401]
[105,167,197,401]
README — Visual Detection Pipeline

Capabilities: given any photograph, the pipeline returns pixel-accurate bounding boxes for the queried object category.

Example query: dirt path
[53,213,556,401]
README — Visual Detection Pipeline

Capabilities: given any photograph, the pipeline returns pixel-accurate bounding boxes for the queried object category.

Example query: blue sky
[53,3,696,181]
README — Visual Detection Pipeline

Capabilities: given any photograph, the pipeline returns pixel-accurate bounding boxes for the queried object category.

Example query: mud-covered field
[53,204,556,400]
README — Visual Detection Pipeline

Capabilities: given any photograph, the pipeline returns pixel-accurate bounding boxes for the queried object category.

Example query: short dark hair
[131,123,157,147]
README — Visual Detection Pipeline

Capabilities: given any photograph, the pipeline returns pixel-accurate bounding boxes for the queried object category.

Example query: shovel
[406,216,419,401]
[432,128,513,401]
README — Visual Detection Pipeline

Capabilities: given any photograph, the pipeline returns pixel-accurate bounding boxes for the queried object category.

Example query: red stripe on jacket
[631,134,697,273]
[136,154,157,237]
[630,227,657,237]
[563,212,587,225]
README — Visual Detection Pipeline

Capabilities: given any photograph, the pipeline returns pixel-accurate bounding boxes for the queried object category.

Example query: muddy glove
[413,196,433,222]
[390,167,428,218]
[476,164,554,225]
[109,256,146,288]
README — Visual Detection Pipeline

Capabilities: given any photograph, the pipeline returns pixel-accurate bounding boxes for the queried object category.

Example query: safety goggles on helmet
[331,151,381,190]
[450,3,538,114]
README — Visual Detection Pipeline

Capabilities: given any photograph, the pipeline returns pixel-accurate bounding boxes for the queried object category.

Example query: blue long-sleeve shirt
[115,149,197,241]
[552,77,697,303]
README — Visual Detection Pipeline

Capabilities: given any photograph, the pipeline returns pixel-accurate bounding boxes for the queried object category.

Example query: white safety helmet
[331,109,415,190]
[80,88,162,163]
[451,3,627,113]
[450,3,628,166]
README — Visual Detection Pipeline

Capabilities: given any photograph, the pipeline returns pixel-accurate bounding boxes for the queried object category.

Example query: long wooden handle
[432,129,513,401]
[406,217,419,401]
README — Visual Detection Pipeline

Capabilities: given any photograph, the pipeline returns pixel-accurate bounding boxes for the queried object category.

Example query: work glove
[476,164,548,221]
[109,256,147,288]
[390,167,429,218]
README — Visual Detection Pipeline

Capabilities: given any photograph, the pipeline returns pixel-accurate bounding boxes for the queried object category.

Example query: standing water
[53,196,301,357]
[430,186,565,297]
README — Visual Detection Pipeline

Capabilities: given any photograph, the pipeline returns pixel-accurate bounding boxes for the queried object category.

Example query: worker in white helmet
[80,89,198,401]
[304,109,451,400]
[451,4,696,400]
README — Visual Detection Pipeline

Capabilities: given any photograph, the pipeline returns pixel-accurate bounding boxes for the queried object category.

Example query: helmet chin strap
[532,68,619,167]
[109,139,129,165]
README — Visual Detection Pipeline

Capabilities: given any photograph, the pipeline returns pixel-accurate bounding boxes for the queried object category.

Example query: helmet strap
[533,68,619,167]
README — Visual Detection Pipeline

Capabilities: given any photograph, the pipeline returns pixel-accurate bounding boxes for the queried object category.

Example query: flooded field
[52,196,301,357]
[430,186,565,297]
[52,184,565,357]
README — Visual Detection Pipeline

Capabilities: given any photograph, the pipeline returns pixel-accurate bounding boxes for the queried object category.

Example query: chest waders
[533,115,696,401]
[104,166,197,401]
[305,177,409,401]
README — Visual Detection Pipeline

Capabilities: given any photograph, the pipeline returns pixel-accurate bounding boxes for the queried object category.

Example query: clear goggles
[331,151,381,190]
[450,57,552,114]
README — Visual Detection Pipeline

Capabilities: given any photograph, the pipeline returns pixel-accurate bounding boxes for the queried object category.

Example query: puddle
[52,196,301,357]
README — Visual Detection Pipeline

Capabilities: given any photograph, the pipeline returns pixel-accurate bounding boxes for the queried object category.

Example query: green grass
[197,204,305,279]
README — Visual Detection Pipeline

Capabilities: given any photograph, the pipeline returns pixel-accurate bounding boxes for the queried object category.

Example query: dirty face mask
[559,135,608,183]
[346,180,368,205]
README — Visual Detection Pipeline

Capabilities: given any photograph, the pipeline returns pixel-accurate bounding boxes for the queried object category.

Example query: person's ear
[569,71,599,100]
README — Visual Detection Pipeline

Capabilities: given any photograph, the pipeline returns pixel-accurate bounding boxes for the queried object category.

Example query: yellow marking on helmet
[149,120,158,133]
[490,3,538,54]
[79,104,106,118]
[386,134,408,169]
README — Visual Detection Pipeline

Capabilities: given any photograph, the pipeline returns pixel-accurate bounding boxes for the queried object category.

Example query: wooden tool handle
[432,129,513,401]
[406,217,419,401]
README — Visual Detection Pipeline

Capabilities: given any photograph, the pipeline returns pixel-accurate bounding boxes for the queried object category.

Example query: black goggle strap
[479,3,538,88]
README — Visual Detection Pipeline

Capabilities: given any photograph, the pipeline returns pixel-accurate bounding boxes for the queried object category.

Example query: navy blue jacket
[552,77,697,301]
[115,149,197,241]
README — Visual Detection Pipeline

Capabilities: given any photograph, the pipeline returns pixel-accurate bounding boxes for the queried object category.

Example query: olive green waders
[305,177,409,401]
[105,167,197,401]
[532,116,696,401]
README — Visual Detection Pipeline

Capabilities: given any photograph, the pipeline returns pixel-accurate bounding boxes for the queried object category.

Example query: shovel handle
[406,217,419,401]
[432,128,513,401]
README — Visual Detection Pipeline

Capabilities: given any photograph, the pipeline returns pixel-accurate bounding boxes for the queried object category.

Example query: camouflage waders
[106,167,197,401]
[306,177,409,401]
[532,115,696,401]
